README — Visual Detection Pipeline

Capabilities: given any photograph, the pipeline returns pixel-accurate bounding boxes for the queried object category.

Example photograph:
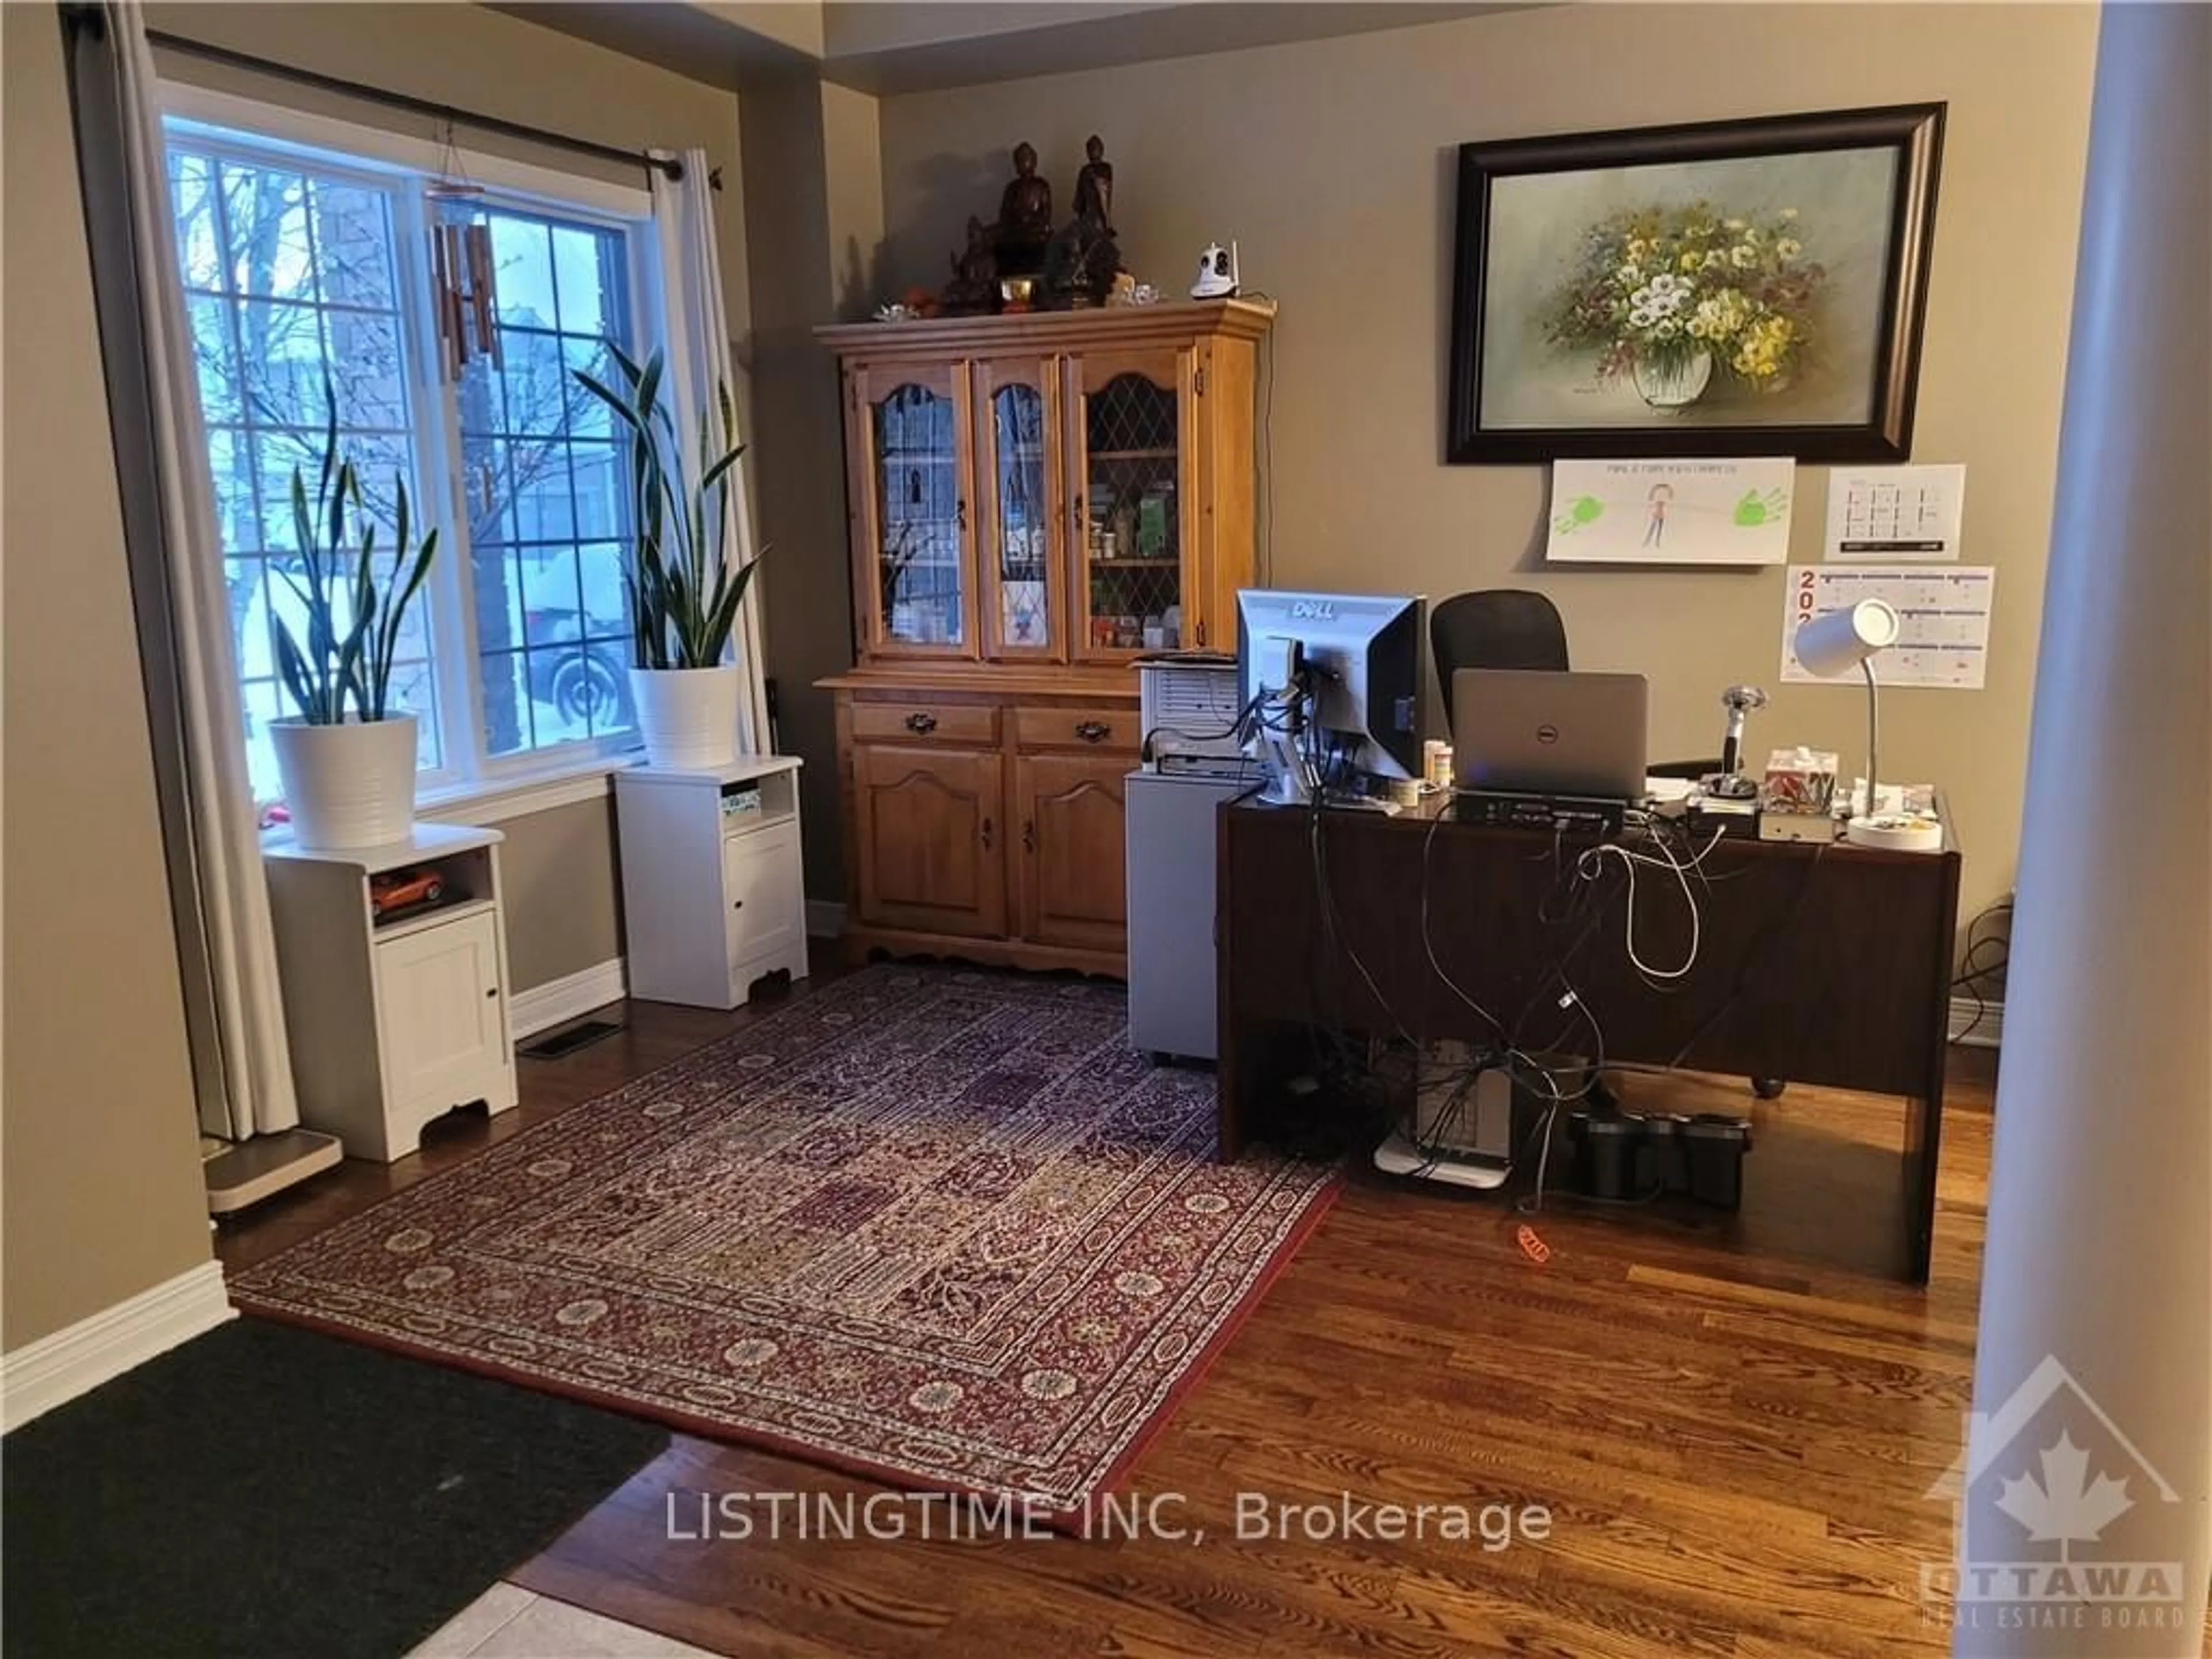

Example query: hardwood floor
[221,969,2015,1657]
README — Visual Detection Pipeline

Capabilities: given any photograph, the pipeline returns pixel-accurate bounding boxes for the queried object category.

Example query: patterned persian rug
[232,967,1338,1516]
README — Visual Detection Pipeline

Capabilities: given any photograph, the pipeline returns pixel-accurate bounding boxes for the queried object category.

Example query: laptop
[1452,669,1649,801]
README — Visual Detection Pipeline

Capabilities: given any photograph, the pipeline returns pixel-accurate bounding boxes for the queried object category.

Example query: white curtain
[650,147,773,754]
[112,2,300,1139]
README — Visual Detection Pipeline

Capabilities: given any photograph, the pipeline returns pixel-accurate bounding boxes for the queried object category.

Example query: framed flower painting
[1447,105,1944,463]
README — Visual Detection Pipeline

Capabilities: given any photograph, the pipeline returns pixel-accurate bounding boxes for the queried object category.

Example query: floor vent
[519,1018,624,1061]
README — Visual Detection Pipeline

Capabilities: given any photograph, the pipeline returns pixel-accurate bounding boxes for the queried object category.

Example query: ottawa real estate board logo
[1923,1355,2188,1644]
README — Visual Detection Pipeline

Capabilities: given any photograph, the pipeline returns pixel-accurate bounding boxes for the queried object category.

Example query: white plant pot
[630,665,741,771]
[271,716,418,851]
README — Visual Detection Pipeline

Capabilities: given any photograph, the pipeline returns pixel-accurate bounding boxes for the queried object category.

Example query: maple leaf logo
[1995,1432,2134,1558]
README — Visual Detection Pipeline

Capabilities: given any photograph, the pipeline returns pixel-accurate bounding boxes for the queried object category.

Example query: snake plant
[272,388,440,724]
[571,345,761,671]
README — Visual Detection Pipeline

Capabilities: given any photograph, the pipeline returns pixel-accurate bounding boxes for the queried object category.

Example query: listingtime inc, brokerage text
[665,1488,1555,1548]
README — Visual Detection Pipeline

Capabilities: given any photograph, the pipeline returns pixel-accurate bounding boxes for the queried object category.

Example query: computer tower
[1125,768,1245,1062]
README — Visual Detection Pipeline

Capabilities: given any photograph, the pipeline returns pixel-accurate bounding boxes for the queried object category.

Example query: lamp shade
[1794,599,1900,677]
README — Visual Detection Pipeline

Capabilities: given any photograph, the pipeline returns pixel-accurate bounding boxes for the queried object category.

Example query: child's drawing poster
[1546,457,1795,566]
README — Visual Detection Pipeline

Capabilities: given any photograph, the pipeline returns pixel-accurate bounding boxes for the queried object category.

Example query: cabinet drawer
[1014,704,1137,753]
[851,700,999,746]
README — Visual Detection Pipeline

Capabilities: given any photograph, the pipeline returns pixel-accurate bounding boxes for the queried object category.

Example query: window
[163,113,656,806]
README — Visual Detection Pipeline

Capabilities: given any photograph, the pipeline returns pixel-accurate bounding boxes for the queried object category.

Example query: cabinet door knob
[905,711,938,734]
[732,899,745,910]
[980,816,994,850]
[485,987,499,999]
[1022,820,1036,852]
[1074,720,1111,744]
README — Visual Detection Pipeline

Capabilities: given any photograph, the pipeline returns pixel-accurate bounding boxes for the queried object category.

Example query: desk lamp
[1793,597,1934,849]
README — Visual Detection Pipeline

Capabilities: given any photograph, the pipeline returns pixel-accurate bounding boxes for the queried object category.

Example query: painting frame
[1448,104,1945,464]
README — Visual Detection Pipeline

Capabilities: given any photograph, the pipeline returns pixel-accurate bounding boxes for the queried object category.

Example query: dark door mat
[518,1017,624,1060]
[2,1316,668,1659]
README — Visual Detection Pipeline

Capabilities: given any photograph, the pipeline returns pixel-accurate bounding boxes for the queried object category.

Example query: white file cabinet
[615,756,809,1009]
[264,823,519,1162]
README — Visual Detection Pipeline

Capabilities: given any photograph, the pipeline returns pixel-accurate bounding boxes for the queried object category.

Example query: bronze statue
[942,215,998,314]
[994,142,1053,276]
[1072,134,1113,231]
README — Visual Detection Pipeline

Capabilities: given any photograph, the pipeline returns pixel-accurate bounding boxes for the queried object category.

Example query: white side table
[615,756,809,1009]
[264,823,519,1162]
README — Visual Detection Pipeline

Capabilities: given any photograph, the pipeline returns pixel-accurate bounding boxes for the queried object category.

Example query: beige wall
[740,77,882,901]
[145,1,755,988]
[2,4,215,1350]
[497,799,625,987]
[874,2,2100,929]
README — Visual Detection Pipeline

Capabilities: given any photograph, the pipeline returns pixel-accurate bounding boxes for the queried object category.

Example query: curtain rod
[142,26,720,191]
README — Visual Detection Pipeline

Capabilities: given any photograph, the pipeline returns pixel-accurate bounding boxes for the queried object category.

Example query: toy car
[370,866,446,919]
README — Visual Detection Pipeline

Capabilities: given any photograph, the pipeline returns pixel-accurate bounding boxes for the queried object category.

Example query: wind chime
[425,119,501,380]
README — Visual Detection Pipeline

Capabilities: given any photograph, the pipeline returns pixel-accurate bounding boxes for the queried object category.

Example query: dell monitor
[1236,589,1424,804]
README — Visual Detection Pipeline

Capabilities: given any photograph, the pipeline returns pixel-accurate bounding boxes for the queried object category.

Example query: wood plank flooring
[220,969,2027,1657]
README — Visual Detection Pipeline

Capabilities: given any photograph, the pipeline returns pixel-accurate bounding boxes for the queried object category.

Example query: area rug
[232,967,1338,1517]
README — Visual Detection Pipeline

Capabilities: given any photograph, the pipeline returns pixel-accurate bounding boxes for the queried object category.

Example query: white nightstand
[264,823,519,1162]
[615,756,809,1009]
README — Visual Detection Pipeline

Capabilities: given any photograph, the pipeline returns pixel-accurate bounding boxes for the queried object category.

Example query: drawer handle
[1023,820,1036,853]
[1074,719,1112,744]
[904,711,938,734]
[981,816,994,851]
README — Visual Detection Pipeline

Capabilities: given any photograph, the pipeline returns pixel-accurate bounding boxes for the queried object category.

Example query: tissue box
[1760,748,1839,816]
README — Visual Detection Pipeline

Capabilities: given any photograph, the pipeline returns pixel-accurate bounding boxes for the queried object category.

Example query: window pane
[571,442,624,540]
[521,551,583,647]
[550,225,616,337]
[309,179,396,310]
[166,137,435,789]
[170,151,226,291]
[577,542,628,638]
[236,299,331,426]
[480,650,533,757]
[218,159,316,301]
[457,205,636,759]
[511,448,576,541]
[241,680,286,806]
[322,310,408,429]
[563,339,620,439]
[490,215,556,330]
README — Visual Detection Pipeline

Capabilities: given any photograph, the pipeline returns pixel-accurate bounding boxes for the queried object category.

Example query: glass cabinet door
[975,359,1062,660]
[853,363,974,656]
[1068,351,1192,661]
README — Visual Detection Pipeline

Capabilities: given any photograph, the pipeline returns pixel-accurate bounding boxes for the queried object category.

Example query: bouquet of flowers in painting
[1544,203,1826,411]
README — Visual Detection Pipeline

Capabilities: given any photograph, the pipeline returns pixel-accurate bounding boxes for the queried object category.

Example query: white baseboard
[805,899,847,940]
[510,957,627,1041]
[1949,994,2004,1050]
[1,1260,234,1433]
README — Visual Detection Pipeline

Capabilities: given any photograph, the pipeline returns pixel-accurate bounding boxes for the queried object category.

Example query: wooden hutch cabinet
[816,298,1275,975]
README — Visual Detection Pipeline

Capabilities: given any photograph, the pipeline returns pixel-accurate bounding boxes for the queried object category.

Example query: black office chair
[1431,591,1569,712]
[1431,588,1720,774]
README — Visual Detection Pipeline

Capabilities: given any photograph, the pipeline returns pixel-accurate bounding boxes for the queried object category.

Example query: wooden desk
[1215,798,1961,1281]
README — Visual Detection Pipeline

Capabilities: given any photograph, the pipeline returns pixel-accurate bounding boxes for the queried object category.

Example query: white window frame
[160,82,662,812]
